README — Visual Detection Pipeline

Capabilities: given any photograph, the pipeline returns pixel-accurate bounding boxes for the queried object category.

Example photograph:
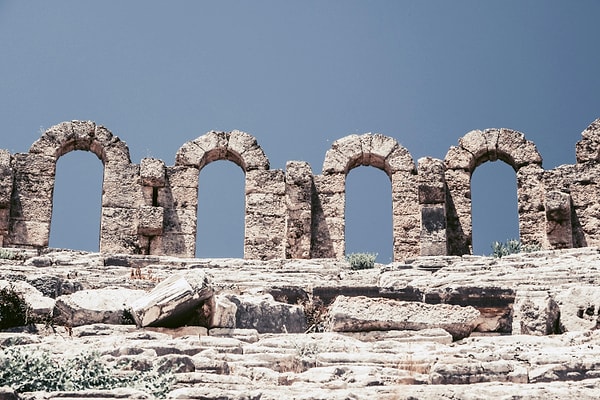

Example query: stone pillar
[311,174,345,258]
[285,161,313,259]
[138,158,166,254]
[391,170,419,261]
[545,191,573,249]
[100,162,144,254]
[156,166,199,257]
[516,164,546,248]
[245,169,286,260]
[7,153,55,248]
[0,150,13,247]
[418,157,447,256]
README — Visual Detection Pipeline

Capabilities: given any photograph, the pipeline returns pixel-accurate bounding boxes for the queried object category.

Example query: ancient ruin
[1,119,599,260]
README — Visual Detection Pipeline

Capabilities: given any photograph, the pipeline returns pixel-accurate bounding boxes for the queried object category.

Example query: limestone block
[163,186,198,211]
[153,233,195,258]
[167,165,200,189]
[9,195,53,222]
[224,293,307,334]
[209,294,238,329]
[163,207,197,235]
[236,146,270,171]
[8,219,50,247]
[246,192,285,216]
[129,270,213,327]
[384,145,415,174]
[512,291,560,335]
[420,204,447,256]
[102,165,143,209]
[175,140,206,167]
[418,157,446,204]
[137,206,164,236]
[369,134,400,167]
[54,288,147,327]
[444,145,474,171]
[554,286,600,332]
[458,129,500,164]
[576,118,600,163]
[246,169,285,195]
[313,173,345,194]
[227,130,257,157]
[0,208,9,232]
[70,120,97,149]
[100,207,139,253]
[140,157,166,187]
[312,192,345,218]
[327,295,480,340]
[545,191,573,249]
[497,128,542,168]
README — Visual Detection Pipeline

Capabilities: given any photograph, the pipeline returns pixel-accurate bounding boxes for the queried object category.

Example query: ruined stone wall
[2,119,600,260]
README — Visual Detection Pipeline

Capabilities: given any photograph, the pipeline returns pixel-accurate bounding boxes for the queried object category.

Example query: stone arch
[170,130,282,259]
[9,121,140,253]
[314,133,418,261]
[444,128,545,255]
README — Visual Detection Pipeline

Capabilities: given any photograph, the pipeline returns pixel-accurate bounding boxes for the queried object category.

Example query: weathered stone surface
[215,293,307,334]
[512,290,560,335]
[137,205,164,236]
[0,280,54,321]
[555,286,600,332]
[129,270,213,327]
[140,157,166,187]
[327,295,480,340]
[54,288,146,327]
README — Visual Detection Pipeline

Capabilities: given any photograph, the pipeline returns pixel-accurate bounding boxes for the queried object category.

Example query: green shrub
[491,239,541,258]
[0,284,33,329]
[346,252,377,270]
[0,347,174,398]
[0,248,24,260]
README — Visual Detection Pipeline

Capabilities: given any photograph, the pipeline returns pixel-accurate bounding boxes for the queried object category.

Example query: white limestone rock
[327,295,480,340]
[54,288,146,327]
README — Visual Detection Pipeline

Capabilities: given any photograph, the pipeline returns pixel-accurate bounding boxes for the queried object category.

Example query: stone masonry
[2,119,600,260]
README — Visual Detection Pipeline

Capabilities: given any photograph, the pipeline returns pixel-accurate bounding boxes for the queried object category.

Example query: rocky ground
[1,247,600,399]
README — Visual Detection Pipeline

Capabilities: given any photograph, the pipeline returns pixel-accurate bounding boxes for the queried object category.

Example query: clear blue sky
[1,1,599,260]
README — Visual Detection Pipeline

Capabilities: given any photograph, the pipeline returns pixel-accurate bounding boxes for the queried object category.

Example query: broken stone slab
[128,270,212,327]
[54,288,146,327]
[512,290,560,335]
[327,295,480,340]
[210,293,307,333]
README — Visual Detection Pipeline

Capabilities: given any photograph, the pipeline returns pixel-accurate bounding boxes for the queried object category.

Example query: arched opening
[345,166,393,263]
[49,150,103,251]
[471,161,519,255]
[196,160,245,258]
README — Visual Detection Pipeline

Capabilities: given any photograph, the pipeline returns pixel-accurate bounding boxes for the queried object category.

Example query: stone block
[223,293,307,333]
[154,233,195,258]
[246,192,285,216]
[0,208,9,232]
[140,158,166,187]
[512,291,560,335]
[545,191,573,249]
[137,206,164,236]
[164,207,197,235]
[328,295,480,340]
[167,166,200,189]
[175,141,206,167]
[163,185,198,211]
[313,173,345,194]
[246,169,285,195]
[54,288,146,327]
[8,219,50,247]
[129,270,213,327]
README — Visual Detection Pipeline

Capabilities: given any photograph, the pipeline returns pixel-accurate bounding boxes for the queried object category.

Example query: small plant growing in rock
[0,348,175,398]
[0,284,33,329]
[0,248,25,261]
[491,239,542,258]
[346,252,377,270]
